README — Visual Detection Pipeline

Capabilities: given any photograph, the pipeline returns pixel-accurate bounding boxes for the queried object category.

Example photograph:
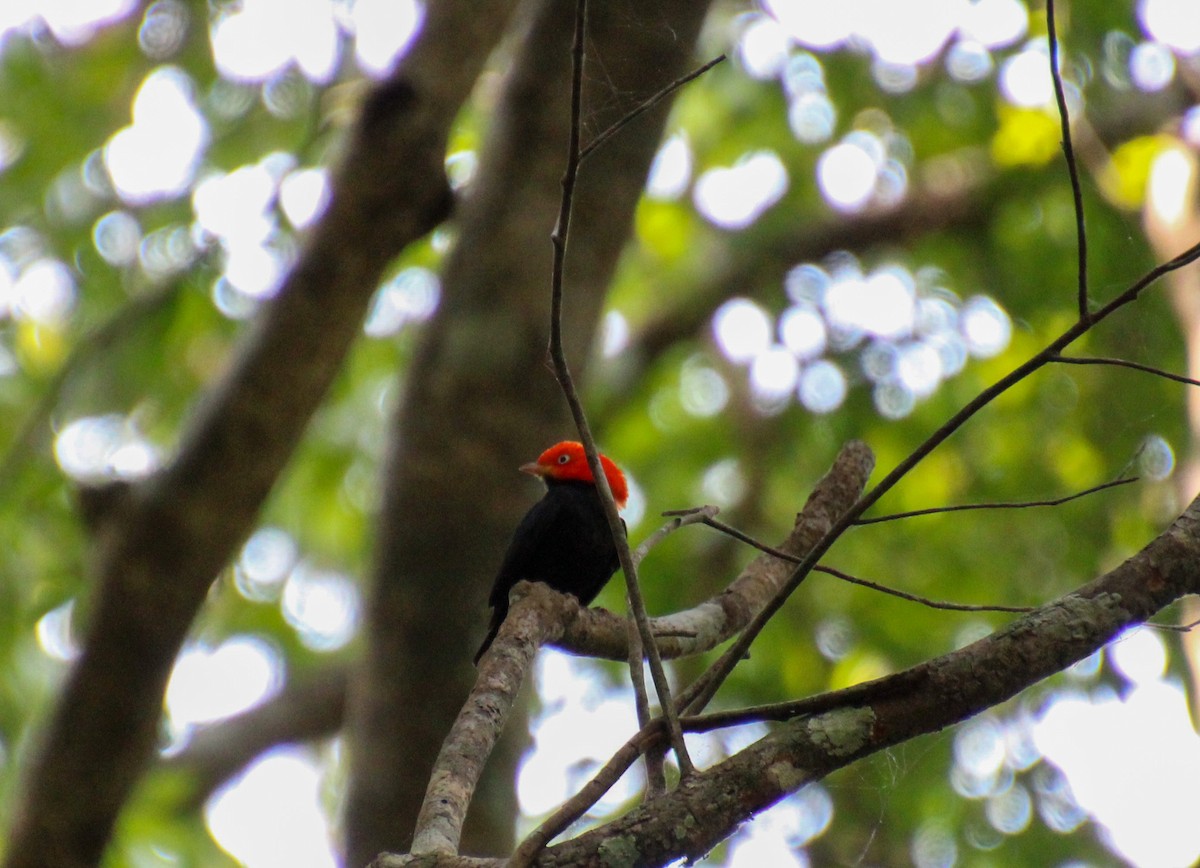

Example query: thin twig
[546,0,693,779]
[675,236,1200,717]
[700,516,1032,614]
[509,728,658,866]
[578,54,726,164]
[1050,354,1200,388]
[635,505,720,566]
[814,565,1034,614]
[1047,0,1088,318]
[854,477,1137,525]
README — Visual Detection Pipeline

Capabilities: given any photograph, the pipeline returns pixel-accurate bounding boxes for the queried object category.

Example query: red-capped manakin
[473,441,628,665]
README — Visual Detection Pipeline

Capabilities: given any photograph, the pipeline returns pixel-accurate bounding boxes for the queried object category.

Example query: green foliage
[0,2,1195,866]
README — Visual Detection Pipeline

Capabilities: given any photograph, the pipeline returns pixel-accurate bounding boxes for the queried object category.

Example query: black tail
[473,606,505,666]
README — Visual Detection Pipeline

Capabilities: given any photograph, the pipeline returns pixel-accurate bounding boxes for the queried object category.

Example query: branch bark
[534,491,1200,866]
[555,440,874,660]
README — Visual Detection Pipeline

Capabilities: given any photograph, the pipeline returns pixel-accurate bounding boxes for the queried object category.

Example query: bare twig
[699,515,1032,613]
[854,477,1137,524]
[635,505,720,566]
[676,235,1200,717]
[814,565,1034,614]
[1047,0,1088,318]
[1050,354,1200,388]
[578,54,726,164]
[546,0,692,778]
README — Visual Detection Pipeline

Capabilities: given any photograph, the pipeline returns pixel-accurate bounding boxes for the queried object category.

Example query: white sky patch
[694,151,788,230]
[211,0,340,83]
[13,258,75,325]
[166,637,282,730]
[519,651,643,818]
[959,0,1028,48]
[823,267,915,339]
[349,0,424,77]
[960,295,1011,357]
[36,599,78,662]
[817,140,878,212]
[1148,146,1196,227]
[762,0,851,50]
[779,304,827,360]
[713,298,772,363]
[105,66,208,204]
[364,266,441,337]
[282,562,360,651]
[646,134,692,200]
[998,43,1054,107]
[738,14,790,80]
[1130,41,1175,91]
[750,345,800,400]
[0,0,137,47]
[277,167,330,229]
[1034,629,1200,868]
[1139,0,1200,54]
[764,0,1025,63]
[206,747,338,868]
[54,414,162,482]
[856,0,957,66]
[601,310,630,358]
[798,359,846,413]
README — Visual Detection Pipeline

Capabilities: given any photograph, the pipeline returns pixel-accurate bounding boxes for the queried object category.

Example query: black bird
[474,441,627,665]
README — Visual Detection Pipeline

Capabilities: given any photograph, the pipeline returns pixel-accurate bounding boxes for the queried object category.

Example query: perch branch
[410,584,578,856]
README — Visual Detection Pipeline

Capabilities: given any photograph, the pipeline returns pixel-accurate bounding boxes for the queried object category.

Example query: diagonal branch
[410,583,578,857]
[676,233,1200,716]
[537,490,1200,866]
[509,441,873,863]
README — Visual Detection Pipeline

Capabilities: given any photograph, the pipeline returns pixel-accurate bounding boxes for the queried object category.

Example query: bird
[473,441,628,665]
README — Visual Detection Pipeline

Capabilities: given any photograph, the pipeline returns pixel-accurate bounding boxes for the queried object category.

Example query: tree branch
[411,584,578,857]
[552,440,873,662]
[676,233,1200,717]
[537,491,1200,865]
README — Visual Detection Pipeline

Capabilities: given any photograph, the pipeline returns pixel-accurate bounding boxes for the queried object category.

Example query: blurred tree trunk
[341,0,713,863]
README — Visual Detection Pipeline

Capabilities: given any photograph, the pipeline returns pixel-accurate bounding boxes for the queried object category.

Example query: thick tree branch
[2,4,509,865]
[535,491,1200,866]
[411,584,577,857]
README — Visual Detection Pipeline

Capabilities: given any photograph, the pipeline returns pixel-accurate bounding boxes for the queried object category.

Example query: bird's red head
[521,441,628,508]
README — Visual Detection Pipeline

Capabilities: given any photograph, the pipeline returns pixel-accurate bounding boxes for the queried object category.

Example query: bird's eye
[557,453,571,464]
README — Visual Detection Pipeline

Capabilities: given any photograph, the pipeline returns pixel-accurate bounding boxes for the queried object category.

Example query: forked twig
[579,54,726,164]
